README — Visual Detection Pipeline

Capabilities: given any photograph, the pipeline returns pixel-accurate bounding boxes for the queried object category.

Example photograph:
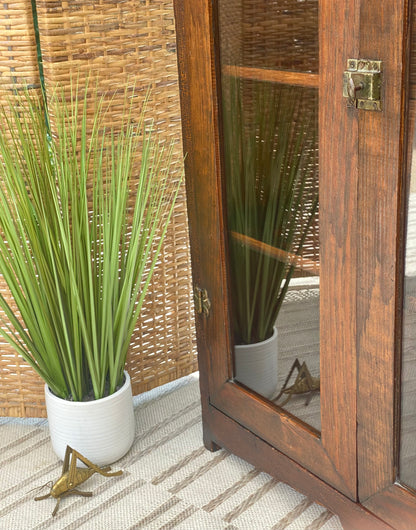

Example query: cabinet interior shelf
[230,231,320,276]
[222,65,319,88]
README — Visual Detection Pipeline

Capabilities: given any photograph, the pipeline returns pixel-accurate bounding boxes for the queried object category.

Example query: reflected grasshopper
[275,359,320,406]
[35,445,122,516]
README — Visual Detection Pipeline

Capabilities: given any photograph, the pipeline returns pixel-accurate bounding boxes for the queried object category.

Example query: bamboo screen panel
[0,0,197,417]
[0,0,40,90]
[0,0,48,417]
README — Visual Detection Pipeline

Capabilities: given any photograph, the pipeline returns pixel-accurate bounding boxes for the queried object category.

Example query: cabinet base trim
[203,404,393,530]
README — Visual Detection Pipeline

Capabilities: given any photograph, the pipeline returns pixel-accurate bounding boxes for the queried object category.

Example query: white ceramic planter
[234,327,278,400]
[45,371,135,466]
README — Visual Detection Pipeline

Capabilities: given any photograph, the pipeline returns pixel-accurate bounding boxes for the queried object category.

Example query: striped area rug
[0,374,343,530]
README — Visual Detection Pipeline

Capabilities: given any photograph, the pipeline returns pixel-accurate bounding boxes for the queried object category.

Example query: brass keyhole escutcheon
[343,59,382,111]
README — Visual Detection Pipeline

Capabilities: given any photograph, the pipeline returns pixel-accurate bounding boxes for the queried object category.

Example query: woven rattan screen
[0,0,197,417]
[0,0,47,417]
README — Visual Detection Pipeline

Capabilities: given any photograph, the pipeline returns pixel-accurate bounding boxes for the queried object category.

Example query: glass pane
[400,112,416,491]
[218,0,320,430]
[218,0,319,73]
[400,6,416,491]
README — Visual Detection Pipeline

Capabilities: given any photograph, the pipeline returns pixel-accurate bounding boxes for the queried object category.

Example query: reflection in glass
[400,132,416,490]
[218,0,321,430]
[218,0,319,74]
[400,6,416,490]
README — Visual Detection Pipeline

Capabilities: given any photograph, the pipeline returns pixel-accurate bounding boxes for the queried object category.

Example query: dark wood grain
[363,485,416,530]
[356,0,409,502]
[319,0,360,498]
[173,0,233,410]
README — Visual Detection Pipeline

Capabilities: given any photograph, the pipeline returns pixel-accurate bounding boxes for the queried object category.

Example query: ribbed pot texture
[234,327,279,400]
[45,371,135,466]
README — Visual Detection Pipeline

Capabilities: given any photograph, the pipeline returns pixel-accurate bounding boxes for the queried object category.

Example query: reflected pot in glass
[45,371,135,466]
[234,327,278,399]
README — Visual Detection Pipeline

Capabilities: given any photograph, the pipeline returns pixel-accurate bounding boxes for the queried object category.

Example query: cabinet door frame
[356,0,416,527]
[174,0,360,500]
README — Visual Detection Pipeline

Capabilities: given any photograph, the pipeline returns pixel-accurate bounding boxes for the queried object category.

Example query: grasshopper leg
[69,447,122,477]
[34,493,51,501]
[275,359,302,404]
[52,497,61,517]
[70,489,93,497]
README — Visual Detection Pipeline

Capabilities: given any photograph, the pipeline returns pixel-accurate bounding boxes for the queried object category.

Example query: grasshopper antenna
[27,480,53,495]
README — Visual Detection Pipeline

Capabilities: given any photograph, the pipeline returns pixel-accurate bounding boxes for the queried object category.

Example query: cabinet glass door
[204,0,358,498]
[218,0,320,430]
[174,0,359,501]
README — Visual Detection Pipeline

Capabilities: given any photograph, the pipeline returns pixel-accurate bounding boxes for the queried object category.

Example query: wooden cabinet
[173,0,416,528]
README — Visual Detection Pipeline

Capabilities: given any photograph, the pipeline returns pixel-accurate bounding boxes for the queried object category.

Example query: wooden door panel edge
[211,382,355,497]
[204,403,394,530]
[357,0,410,501]
[172,0,233,405]
[363,485,416,530]
[319,0,360,498]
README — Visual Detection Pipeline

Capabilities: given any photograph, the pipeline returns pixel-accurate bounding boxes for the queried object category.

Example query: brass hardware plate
[193,286,211,317]
[343,59,382,111]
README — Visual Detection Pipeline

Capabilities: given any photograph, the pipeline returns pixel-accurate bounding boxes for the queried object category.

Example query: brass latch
[193,286,211,317]
[343,59,382,111]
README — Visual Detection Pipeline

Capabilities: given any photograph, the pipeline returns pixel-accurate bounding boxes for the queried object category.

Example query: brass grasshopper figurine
[35,445,122,516]
[275,358,320,406]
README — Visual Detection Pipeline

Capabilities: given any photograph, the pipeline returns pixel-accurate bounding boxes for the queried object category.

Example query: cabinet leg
[202,423,221,452]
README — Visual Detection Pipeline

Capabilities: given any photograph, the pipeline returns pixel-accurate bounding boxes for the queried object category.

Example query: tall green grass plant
[223,78,318,345]
[0,84,181,401]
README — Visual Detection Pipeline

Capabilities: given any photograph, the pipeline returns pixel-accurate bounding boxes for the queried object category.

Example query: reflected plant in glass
[223,78,319,345]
